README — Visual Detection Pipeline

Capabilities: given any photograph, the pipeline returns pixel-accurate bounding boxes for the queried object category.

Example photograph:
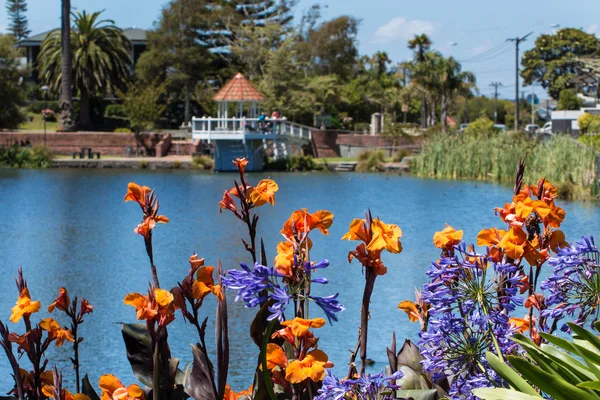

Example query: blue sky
[3,0,600,100]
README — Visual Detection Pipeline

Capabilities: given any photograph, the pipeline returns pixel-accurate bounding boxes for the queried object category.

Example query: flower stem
[152,336,160,400]
[261,320,277,400]
[360,269,376,375]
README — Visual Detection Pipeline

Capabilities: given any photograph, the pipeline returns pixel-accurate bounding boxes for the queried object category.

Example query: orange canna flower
[280,317,326,337]
[189,253,205,268]
[266,343,288,371]
[39,318,75,346]
[10,288,41,323]
[192,266,224,301]
[134,215,169,239]
[476,228,507,247]
[124,289,176,323]
[281,209,334,240]
[546,229,568,252]
[525,293,545,310]
[42,386,90,400]
[285,349,333,384]
[509,317,532,333]
[341,218,370,243]
[98,374,145,400]
[218,191,238,214]
[247,179,279,207]
[8,331,33,353]
[433,224,463,250]
[80,298,94,316]
[48,287,70,313]
[124,182,151,208]
[348,244,388,275]
[367,218,403,254]
[514,197,551,220]
[233,158,248,174]
[398,300,419,322]
[223,385,252,400]
[545,205,566,228]
[274,241,295,276]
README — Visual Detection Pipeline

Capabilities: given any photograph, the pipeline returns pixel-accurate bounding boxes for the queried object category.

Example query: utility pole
[507,31,533,131]
[490,82,502,123]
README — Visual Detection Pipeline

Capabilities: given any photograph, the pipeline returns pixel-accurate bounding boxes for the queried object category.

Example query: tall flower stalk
[342,210,403,376]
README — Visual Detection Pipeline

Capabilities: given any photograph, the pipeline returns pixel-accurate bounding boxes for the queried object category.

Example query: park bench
[72,147,101,159]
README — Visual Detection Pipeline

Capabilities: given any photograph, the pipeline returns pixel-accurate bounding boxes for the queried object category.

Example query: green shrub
[286,155,322,171]
[557,88,583,110]
[140,160,148,169]
[589,118,600,134]
[414,132,598,199]
[173,160,182,169]
[114,127,132,133]
[392,149,410,162]
[577,113,600,134]
[192,155,214,170]
[105,104,127,118]
[356,149,385,172]
[0,144,53,168]
[464,115,495,136]
[28,100,60,114]
[579,134,600,151]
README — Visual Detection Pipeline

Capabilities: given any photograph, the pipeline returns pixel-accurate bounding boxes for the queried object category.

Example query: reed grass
[414,132,599,199]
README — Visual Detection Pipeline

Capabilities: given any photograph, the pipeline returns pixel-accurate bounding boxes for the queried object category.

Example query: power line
[459,41,510,62]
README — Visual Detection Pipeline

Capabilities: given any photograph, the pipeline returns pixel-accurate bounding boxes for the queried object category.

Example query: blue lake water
[0,169,599,393]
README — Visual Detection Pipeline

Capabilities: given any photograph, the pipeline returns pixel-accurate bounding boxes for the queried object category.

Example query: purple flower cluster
[540,236,600,331]
[221,260,345,322]
[315,371,403,400]
[419,243,523,399]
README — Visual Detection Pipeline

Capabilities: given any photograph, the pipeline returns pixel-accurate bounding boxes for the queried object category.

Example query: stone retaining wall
[311,130,421,158]
[0,131,173,156]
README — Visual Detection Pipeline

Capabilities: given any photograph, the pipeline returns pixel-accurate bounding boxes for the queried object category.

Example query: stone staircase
[334,162,357,171]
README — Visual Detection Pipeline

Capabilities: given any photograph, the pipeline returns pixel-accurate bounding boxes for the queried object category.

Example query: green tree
[521,28,600,99]
[557,88,583,110]
[439,57,475,132]
[136,0,217,126]
[59,0,75,131]
[0,34,26,128]
[120,83,166,134]
[296,15,359,79]
[5,0,30,40]
[39,10,132,127]
[306,75,343,129]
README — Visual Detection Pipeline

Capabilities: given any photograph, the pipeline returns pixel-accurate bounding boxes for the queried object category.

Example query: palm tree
[306,75,342,129]
[439,57,475,132]
[408,34,432,127]
[410,51,443,128]
[39,10,132,127]
[59,0,75,131]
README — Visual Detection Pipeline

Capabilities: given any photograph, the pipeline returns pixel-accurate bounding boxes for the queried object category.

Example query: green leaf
[541,345,596,382]
[508,356,599,400]
[578,380,600,390]
[122,323,154,387]
[394,389,438,400]
[82,374,100,400]
[485,352,538,396]
[472,388,541,399]
[188,344,218,400]
[570,323,600,352]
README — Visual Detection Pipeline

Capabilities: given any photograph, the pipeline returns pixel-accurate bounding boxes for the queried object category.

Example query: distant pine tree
[6,0,30,40]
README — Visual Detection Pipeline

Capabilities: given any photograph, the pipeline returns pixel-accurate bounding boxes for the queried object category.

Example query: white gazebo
[213,73,265,129]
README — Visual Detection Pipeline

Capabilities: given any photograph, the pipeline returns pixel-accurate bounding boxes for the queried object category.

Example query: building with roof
[17,27,148,82]
[192,73,312,172]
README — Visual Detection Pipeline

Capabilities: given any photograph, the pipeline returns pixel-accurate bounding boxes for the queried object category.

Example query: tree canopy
[521,28,600,99]
[0,34,26,128]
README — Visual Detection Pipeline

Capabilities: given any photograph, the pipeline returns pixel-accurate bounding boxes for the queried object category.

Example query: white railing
[192,117,312,140]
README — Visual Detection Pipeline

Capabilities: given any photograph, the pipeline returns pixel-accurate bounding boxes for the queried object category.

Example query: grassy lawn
[19,113,59,132]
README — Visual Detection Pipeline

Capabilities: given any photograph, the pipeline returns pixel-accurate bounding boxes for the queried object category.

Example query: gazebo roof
[213,73,264,102]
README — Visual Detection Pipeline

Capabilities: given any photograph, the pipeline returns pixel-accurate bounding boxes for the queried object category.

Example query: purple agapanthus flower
[221,260,344,322]
[419,242,523,399]
[315,371,402,400]
[540,236,600,330]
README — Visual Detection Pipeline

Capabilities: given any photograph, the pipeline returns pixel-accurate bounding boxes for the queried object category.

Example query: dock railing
[192,117,312,140]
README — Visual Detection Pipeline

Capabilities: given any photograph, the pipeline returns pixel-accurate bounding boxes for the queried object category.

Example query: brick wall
[0,132,175,156]
[311,130,340,158]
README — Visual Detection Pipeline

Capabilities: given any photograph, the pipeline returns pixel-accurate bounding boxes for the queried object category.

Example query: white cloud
[372,17,435,44]
[587,24,598,35]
